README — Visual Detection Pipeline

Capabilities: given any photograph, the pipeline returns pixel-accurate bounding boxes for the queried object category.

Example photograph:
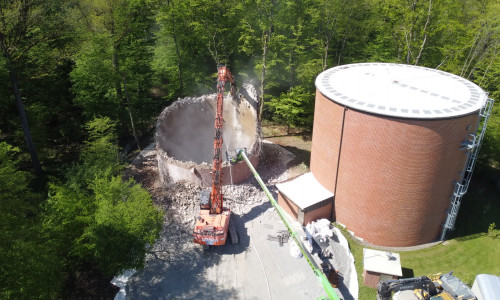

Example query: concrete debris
[301,218,359,300]
[290,242,303,259]
[122,136,357,299]
[121,139,342,299]
[125,139,296,264]
[306,219,335,243]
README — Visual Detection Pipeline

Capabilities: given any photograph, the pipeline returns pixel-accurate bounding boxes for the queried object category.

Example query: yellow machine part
[430,291,455,300]
[414,289,429,299]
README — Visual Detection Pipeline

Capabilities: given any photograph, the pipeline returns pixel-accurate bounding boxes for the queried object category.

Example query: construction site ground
[122,127,356,300]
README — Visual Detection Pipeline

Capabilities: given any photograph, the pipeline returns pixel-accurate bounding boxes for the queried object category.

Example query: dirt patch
[262,125,312,179]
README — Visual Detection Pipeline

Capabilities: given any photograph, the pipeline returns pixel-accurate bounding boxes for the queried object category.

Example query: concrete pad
[363,248,402,277]
[126,201,327,300]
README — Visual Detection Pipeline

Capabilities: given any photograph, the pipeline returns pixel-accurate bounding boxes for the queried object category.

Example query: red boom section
[210,66,235,214]
[193,66,235,246]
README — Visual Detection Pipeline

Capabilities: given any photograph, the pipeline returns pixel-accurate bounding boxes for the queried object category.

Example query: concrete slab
[363,248,402,277]
[126,201,327,300]
[276,172,334,210]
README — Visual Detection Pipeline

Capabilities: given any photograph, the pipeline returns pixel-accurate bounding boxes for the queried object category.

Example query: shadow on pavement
[126,201,273,299]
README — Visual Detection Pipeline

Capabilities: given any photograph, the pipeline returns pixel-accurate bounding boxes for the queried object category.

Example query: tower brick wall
[311,90,479,246]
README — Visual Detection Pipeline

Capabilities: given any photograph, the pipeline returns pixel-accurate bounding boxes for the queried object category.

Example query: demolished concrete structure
[155,83,261,186]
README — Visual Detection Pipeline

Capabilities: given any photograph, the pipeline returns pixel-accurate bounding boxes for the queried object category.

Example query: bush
[267,86,314,133]
[488,222,497,238]
[44,117,163,279]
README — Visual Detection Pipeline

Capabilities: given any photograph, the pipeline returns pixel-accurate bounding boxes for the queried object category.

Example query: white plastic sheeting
[306,219,334,242]
[111,269,136,300]
[290,242,303,258]
[304,218,359,300]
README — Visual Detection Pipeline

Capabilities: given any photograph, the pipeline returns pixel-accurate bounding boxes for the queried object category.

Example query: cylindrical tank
[311,63,488,247]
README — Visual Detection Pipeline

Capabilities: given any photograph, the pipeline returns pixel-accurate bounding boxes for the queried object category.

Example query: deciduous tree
[44,117,163,278]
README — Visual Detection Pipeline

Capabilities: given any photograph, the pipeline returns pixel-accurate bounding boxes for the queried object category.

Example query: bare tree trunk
[461,33,480,77]
[122,77,141,151]
[467,42,494,79]
[338,34,348,66]
[323,39,329,71]
[111,20,138,150]
[480,48,497,84]
[172,32,184,97]
[405,31,413,64]
[110,14,124,103]
[322,0,335,70]
[435,56,447,69]
[1,46,43,175]
[288,45,295,89]
[415,0,432,66]
[169,0,184,97]
[259,33,268,122]
[113,48,124,101]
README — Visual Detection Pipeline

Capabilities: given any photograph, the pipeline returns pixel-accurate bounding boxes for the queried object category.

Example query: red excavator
[193,66,238,246]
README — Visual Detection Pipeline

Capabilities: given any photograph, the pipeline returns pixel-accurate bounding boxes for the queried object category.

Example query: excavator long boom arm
[210,66,235,214]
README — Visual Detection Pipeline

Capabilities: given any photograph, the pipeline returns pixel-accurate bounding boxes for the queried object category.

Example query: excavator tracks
[229,219,238,245]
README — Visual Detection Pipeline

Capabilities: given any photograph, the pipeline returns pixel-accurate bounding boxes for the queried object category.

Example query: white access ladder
[441,97,495,240]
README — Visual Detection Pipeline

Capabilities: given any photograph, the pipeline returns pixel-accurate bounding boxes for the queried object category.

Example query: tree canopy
[0,0,499,297]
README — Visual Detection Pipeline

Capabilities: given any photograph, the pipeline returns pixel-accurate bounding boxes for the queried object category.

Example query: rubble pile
[125,141,294,270]
[123,139,359,300]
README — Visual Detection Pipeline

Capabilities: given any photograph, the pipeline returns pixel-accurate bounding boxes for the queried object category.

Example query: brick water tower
[311,63,494,247]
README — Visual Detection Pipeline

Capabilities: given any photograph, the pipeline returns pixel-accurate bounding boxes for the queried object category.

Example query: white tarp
[111,269,136,300]
[304,218,359,300]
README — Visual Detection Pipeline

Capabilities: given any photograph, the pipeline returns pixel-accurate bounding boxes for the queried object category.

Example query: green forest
[1,0,499,298]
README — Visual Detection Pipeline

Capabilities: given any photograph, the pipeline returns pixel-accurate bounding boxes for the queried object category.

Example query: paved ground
[122,141,356,300]
[126,201,327,300]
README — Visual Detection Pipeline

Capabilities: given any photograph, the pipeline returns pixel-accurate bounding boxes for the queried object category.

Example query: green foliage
[71,0,159,140]
[71,34,117,119]
[0,0,80,172]
[0,143,30,208]
[0,141,62,299]
[2,0,500,296]
[488,222,497,238]
[267,86,314,130]
[87,175,163,275]
[482,104,500,166]
[475,56,500,167]
[44,117,163,279]
[341,224,500,300]
[80,117,121,179]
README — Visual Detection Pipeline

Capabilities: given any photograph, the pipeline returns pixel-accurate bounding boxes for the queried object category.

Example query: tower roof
[315,63,487,119]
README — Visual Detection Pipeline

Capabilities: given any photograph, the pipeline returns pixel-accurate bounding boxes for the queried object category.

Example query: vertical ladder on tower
[441,97,495,240]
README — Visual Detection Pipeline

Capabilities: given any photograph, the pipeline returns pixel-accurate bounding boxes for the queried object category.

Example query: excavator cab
[199,189,210,210]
